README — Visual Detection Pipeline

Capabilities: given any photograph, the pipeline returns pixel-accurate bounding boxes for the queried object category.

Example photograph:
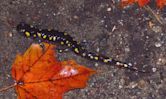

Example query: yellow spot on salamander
[60,41,64,45]
[59,49,63,53]
[106,58,112,62]
[67,43,71,47]
[53,36,56,41]
[30,25,33,28]
[64,32,67,35]
[94,56,99,60]
[48,29,51,31]
[103,58,112,63]
[65,40,69,44]
[90,56,93,59]
[116,62,123,66]
[123,64,128,67]
[43,35,47,39]
[74,48,79,53]
[33,34,37,37]
[103,59,108,63]
[25,32,30,37]
[49,36,53,40]
[37,32,42,37]
[82,53,86,56]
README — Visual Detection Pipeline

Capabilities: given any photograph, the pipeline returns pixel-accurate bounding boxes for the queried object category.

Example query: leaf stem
[0,83,16,92]
[143,5,163,24]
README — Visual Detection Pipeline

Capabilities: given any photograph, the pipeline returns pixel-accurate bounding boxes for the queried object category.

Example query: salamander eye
[17,22,32,36]
[17,22,26,32]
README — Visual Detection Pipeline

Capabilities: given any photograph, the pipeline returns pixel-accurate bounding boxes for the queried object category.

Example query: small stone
[95,63,98,67]
[96,47,100,52]
[157,58,166,65]
[146,36,149,39]
[155,42,162,47]
[131,83,137,88]
[124,47,130,52]
[152,67,157,72]
[73,15,79,19]
[107,7,111,12]
[9,32,13,37]
[152,26,162,33]
[138,80,146,89]
[111,25,117,32]
[43,2,46,5]
[53,13,56,16]
[119,85,123,89]
[100,20,104,23]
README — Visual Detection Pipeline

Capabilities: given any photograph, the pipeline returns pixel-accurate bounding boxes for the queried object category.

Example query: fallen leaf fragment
[121,0,166,8]
[137,0,150,7]
[11,43,96,99]
[121,0,150,7]
[157,0,166,8]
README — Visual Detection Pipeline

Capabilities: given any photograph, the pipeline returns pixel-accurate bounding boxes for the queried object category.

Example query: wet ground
[0,0,165,99]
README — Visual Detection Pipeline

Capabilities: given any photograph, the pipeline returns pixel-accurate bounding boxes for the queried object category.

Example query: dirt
[0,0,165,99]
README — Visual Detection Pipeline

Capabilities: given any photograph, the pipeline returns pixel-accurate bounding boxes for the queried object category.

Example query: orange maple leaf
[157,0,166,8]
[11,43,95,99]
[121,0,150,7]
[137,0,150,6]
[122,0,166,8]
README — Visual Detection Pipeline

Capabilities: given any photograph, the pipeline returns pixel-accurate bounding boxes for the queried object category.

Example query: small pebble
[119,85,123,89]
[124,47,130,52]
[107,7,111,12]
[73,15,79,19]
[96,47,100,52]
[111,25,117,32]
[9,32,13,37]
[138,80,146,89]
[152,26,162,33]
[95,63,99,67]
[155,42,162,47]
[152,67,157,72]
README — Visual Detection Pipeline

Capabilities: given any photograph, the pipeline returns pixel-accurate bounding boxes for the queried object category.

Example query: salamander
[16,22,145,72]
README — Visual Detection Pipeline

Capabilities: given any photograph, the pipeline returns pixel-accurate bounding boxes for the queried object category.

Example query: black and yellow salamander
[16,22,145,73]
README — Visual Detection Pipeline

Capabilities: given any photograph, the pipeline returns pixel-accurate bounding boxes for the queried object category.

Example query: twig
[143,5,163,25]
[0,83,16,92]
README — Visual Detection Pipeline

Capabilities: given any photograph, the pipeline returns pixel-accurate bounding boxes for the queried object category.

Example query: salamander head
[17,22,36,38]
